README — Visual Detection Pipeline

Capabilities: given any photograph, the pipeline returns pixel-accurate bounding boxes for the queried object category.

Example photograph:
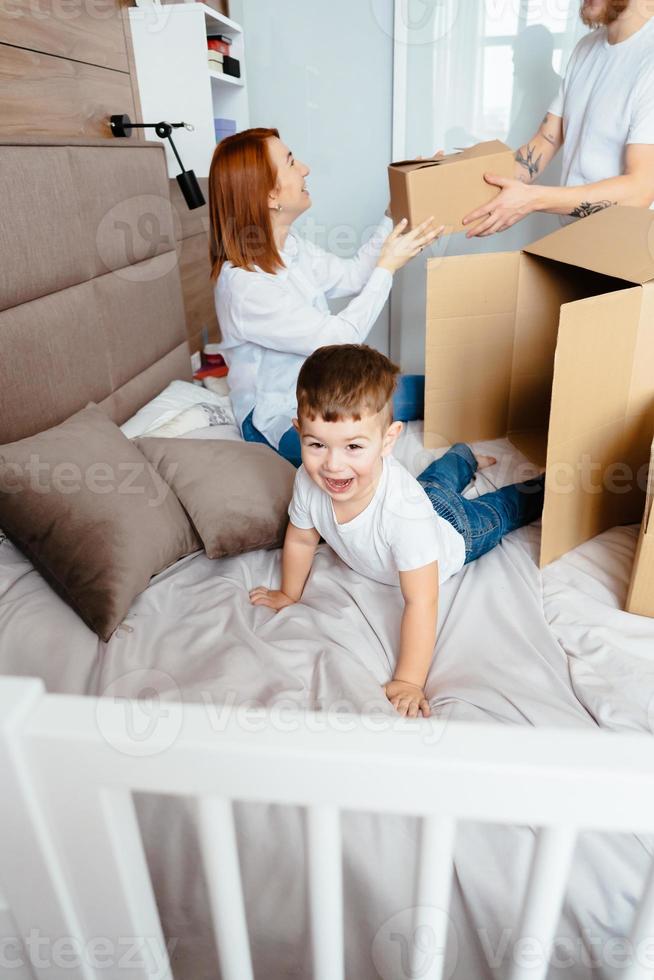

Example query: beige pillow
[135,437,295,558]
[0,405,200,640]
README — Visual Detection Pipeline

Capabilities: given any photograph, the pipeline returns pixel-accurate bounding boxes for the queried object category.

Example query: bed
[1,137,654,980]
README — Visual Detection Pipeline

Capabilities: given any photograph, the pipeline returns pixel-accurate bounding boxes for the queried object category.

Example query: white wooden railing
[2,676,654,980]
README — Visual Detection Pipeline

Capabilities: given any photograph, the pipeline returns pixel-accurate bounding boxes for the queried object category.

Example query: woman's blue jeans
[242,374,425,469]
[417,443,545,562]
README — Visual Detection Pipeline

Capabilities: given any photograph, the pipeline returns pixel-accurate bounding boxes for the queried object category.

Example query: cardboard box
[424,206,654,567]
[388,140,515,234]
[627,437,654,616]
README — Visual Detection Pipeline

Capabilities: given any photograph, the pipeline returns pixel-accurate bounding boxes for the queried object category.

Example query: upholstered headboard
[0,137,192,445]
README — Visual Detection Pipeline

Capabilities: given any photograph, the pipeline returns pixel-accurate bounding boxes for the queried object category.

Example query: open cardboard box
[626,437,654,617]
[388,140,514,234]
[424,206,654,569]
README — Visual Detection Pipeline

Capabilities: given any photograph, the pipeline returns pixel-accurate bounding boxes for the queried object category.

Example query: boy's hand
[384,680,431,718]
[249,587,296,612]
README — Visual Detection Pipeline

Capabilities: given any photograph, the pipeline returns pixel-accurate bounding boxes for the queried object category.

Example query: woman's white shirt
[215,216,393,448]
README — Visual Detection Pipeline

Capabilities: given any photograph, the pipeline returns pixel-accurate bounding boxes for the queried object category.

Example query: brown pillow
[0,405,200,640]
[135,437,295,558]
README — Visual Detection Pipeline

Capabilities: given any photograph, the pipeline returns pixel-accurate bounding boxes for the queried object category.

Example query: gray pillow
[0,405,200,640]
[135,437,295,558]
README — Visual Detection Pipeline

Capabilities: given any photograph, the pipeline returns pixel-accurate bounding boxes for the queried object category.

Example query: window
[474,0,581,142]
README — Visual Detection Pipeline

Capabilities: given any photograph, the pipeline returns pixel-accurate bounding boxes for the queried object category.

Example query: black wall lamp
[110,113,206,210]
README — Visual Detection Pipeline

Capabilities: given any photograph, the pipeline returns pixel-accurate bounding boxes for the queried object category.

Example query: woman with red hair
[209,128,441,467]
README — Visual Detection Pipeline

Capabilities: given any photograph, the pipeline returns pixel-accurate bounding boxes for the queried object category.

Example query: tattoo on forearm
[540,114,557,145]
[515,144,543,181]
[569,200,616,218]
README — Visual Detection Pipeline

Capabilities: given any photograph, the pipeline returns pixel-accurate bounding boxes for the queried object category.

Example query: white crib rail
[509,827,577,980]
[413,817,456,980]
[307,805,343,980]
[2,676,654,980]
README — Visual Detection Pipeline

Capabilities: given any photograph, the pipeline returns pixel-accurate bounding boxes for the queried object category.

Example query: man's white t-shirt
[550,18,654,197]
[288,456,466,587]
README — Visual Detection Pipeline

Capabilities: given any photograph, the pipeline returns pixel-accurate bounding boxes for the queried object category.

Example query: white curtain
[391,0,587,370]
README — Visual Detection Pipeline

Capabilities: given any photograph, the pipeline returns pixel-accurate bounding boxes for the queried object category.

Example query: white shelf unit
[127,3,249,179]
[209,69,243,86]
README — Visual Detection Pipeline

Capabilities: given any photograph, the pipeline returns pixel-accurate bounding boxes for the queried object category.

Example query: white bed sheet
[2,422,653,979]
[543,525,654,735]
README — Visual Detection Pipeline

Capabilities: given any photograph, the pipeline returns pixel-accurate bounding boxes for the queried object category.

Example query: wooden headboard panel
[168,175,220,355]
[0,136,193,444]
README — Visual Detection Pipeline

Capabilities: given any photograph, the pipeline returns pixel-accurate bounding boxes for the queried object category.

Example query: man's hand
[249,587,296,612]
[463,175,539,238]
[384,680,431,718]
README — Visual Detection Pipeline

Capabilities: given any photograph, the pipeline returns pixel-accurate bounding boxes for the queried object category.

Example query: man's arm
[461,113,562,235]
[384,562,439,718]
[249,522,320,611]
[534,142,654,213]
[464,143,654,238]
[514,112,564,184]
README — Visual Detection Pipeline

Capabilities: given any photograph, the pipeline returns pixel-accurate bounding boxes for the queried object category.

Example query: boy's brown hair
[296,344,400,426]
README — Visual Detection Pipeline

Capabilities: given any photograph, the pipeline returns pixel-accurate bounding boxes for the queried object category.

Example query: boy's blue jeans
[418,443,545,562]
[242,374,425,470]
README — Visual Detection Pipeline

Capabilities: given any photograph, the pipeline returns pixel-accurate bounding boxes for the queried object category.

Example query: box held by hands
[388,140,515,235]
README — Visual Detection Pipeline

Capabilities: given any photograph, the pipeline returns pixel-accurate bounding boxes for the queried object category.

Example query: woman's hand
[383,680,431,718]
[377,217,445,274]
[249,587,296,612]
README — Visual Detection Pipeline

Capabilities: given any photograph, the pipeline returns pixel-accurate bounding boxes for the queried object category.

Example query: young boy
[250,345,545,719]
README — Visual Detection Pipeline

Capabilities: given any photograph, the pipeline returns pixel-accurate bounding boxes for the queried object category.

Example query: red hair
[208,127,283,279]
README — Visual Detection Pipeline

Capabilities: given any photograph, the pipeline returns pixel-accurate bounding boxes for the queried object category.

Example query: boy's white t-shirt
[550,19,654,198]
[288,455,466,587]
